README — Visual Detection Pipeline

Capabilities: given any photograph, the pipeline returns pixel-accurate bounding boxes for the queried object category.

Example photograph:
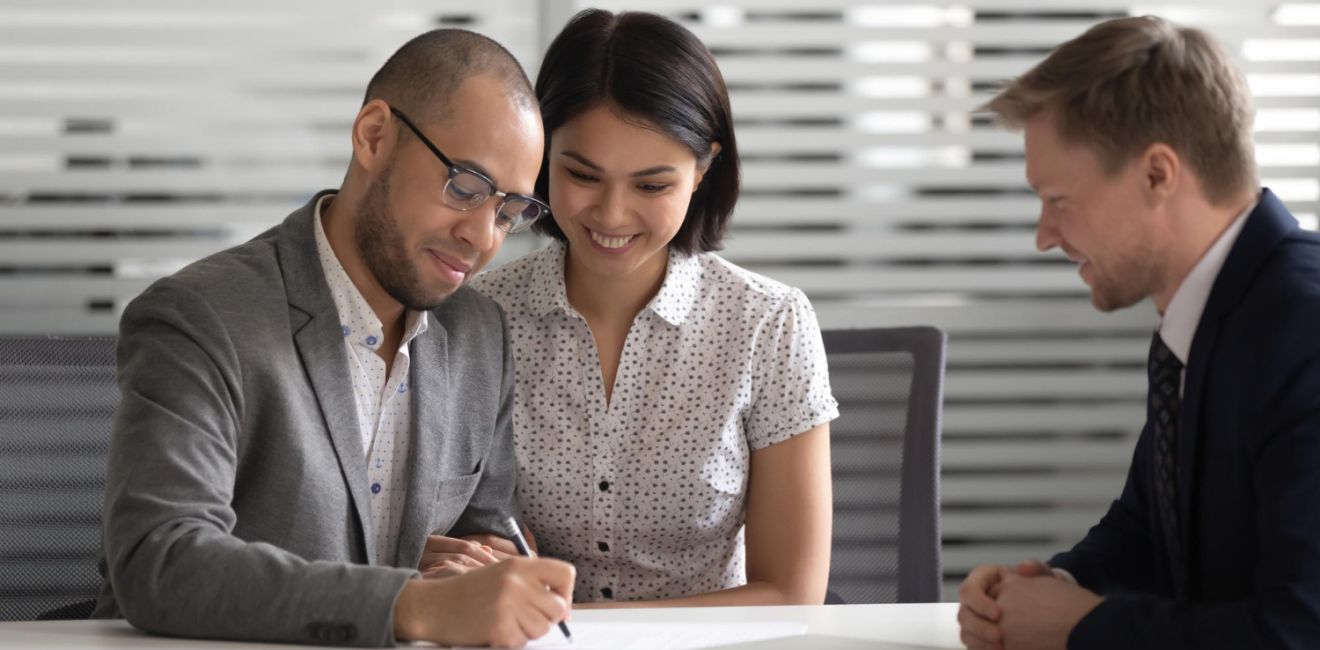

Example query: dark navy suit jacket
[1051,189,1320,649]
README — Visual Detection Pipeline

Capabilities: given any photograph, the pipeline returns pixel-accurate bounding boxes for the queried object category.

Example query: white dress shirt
[1159,200,1256,375]
[471,242,839,602]
[313,194,429,564]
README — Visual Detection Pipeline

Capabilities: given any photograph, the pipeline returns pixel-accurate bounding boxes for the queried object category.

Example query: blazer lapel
[394,322,450,569]
[1178,189,1296,576]
[279,191,377,564]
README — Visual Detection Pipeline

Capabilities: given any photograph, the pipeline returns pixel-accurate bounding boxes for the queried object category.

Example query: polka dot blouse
[470,241,838,603]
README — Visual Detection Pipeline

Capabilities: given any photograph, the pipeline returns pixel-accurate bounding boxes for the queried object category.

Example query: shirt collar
[1158,199,1256,364]
[526,240,702,327]
[313,193,428,351]
[647,248,702,326]
[526,242,572,319]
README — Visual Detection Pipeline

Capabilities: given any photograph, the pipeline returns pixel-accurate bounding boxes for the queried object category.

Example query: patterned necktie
[1148,332,1185,596]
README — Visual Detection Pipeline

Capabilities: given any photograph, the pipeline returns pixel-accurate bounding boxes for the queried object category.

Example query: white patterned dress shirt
[471,241,838,602]
[313,194,429,564]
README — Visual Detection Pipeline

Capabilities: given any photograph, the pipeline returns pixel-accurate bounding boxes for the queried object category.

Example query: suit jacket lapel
[394,323,450,569]
[1179,189,1296,574]
[279,191,377,564]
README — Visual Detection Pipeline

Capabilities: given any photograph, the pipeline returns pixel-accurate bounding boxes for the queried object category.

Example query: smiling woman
[547,103,719,292]
[529,9,740,256]
[469,9,839,609]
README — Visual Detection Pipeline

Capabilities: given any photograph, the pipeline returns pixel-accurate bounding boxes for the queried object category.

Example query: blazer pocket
[428,469,483,535]
[435,469,482,505]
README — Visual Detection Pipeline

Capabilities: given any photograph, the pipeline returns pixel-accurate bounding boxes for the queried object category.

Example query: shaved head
[364,29,536,124]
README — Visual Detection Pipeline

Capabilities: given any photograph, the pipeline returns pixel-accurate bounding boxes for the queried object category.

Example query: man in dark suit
[94,30,573,647]
[958,15,1320,650]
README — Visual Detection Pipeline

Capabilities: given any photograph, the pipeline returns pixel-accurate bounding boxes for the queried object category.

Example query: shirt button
[598,480,610,492]
[598,541,609,552]
[371,482,381,494]
[600,587,614,599]
[366,335,378,346]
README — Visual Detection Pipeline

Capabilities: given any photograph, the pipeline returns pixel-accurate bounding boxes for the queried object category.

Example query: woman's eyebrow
[560,151,677,177]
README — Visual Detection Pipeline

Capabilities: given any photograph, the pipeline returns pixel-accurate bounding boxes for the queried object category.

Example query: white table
[0,603,962,649]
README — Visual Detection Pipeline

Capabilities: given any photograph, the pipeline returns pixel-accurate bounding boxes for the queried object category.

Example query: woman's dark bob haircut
[532,9,740,254]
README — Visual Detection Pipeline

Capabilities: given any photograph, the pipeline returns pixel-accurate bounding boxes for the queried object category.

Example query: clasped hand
[957,560,1103,650]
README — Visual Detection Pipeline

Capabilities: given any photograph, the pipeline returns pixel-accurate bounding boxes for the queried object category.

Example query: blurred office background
[1,0,1316,599]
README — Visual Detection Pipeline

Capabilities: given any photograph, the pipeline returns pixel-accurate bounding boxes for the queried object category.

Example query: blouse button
[598,480,610,492]
[600,587,614,599]
[598,541,609,552]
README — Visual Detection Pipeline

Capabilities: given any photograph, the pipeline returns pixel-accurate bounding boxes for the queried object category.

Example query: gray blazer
[93,192,519,646]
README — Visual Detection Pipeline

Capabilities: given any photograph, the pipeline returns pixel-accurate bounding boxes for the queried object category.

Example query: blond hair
[983,16,1257,205]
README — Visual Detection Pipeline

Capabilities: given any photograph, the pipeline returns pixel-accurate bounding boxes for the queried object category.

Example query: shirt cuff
[1052,567,1078,585]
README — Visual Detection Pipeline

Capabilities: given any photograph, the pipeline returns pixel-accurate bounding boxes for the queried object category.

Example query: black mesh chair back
[0,336,117,620]
[824,326,945,603]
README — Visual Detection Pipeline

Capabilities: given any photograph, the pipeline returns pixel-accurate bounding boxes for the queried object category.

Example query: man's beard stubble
[354,161,452,312]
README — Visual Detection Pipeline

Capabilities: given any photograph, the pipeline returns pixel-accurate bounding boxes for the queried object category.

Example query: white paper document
[449,621,807,650]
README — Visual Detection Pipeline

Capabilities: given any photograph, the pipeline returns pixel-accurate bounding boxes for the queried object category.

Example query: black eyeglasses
[389,107,549,234]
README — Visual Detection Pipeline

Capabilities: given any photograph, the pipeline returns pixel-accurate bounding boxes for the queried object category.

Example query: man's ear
[693,141,723,190]
[352,99,397,174]
[1142,142,1181,207]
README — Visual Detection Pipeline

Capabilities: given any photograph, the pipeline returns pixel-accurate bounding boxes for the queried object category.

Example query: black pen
[501,516,573,642]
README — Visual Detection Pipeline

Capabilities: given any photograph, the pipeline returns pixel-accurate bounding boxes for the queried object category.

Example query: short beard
[1091,280,1150,313]
[354,160,453,312]
[1089,242,1160,313]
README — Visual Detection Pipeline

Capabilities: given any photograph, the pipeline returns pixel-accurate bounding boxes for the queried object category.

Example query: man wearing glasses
[94,30,571,648]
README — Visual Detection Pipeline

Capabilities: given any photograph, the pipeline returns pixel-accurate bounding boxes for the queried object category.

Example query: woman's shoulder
[467,244,559,310]
[692,252,808,309]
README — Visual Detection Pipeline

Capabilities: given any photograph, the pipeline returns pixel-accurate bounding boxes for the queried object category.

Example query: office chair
[823,326,945,603]
[0,336,117,620]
